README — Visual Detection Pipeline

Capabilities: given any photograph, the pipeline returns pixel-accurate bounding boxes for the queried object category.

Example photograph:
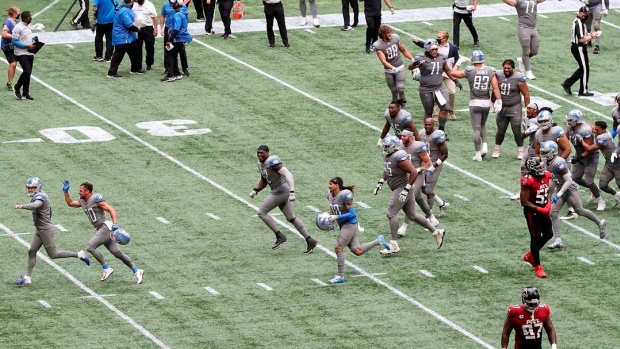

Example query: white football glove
[427,164,436,173]
[398,187,411,202]
[328,215,338,222]
[249,189,258,199]
[524,124,539,135]
[611,153,618,163]
[289,191,296,202]
[492,99,502,113]
[377,138,383,148]
[602,9,608,16]
[455,56,468,67]
[374,179,385,195]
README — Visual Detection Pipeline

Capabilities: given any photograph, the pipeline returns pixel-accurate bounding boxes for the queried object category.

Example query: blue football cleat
[377,235,391,250]
[15,276,32,286]
[327,276,346,284]
[78,250,90,266]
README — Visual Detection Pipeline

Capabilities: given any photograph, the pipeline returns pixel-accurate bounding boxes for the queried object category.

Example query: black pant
[164,26,188,71]
[203,0,217,32]
[136,26,155,69]
[71,0,90,27]
[263,2,288,46]
[15,55,34,95]
[192,0,205,19]
[108,42,140,75]
[566,44,589,95]
[219,0,233,35]
[365,15,381,49]
[452,11,478,47]
[95,23,113,60]
[341,0,358,27]
[523,209,553,266]
[164,42,184,77]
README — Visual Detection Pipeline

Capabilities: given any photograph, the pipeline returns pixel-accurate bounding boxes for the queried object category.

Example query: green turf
[2,2,620,349]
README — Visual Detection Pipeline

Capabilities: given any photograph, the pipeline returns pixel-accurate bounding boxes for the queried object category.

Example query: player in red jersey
[502,287,558,349]
[520,157,553,278]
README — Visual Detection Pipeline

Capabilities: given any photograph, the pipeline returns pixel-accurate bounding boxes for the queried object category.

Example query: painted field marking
[498,17,510,21]
[304,29,316,34]
[0,232,30,238]
[578,257,595,265]
[38,300,52,308]
[454,194,470,202]
[80,294,116,299]
[156,217,170,224]
[538,14,548,18]
[351,272,387,277]
[66,44,75,49]
[422,21,433,26]
[149,291,165,300]
[204,287,220,295]
[206,213,221,220]
[419,270,435,278]
[307,205,322,212]
[55,224,68,232]
[257,283,273,291]
[602,19,620,30]
[33,0,63,18]
[472,266,488,274]
[311,278,328,286]
[357,202,371,208]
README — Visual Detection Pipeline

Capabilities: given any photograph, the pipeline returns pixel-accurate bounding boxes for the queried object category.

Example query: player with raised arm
[373,25,414,109]
[501,287,558,349]
[14,177,90,286]
[250,145,318,253]
[63,181,144,284]
[324,177,390,284]
[502,0,546,80]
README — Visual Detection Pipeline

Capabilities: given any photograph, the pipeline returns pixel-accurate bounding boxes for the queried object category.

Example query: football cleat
[428,215,440,227]
[473,153,482,162]
[547,239,564,250]
[588,194,596,203]
[135,269,145,284]
[327,275,346,284]
[432,229,445,249]
[597,198,606,211]
[377,235,391,250]
[599,219,607,239]
[517,56,525,73]
[517,148,524,160]
[78,250,90,266]
[397,224,408,237]
[15,276,32,286]
[481,143,488,157]
[612,192,620,208]
[272,233,287,250]
[559,210,578,220]
[534,265,547,278]
[522,251,534,267]
[299,17,307,26]
[439,202,450,217]
[525,71,536,80]
[491,146,501,158]
[510,193,520,200]
[304,237,318,254]
[101,267,115,281]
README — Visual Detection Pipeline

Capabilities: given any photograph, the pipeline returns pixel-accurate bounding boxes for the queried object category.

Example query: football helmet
[168,0,183,5]
[424,38,439,52]
[411,68,421,81]
[521,287,540,312]
[382,135,400,156]
[525,157,545,176]
[25,176,42,197]
[315,212,336,231]
[112,228,131,245]
[537,110,553,130]
[470,50,484,63]
[540,140,558,161]
[566,108,584,127]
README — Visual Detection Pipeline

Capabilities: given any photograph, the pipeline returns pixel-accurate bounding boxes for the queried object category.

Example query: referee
[561,6,599,97]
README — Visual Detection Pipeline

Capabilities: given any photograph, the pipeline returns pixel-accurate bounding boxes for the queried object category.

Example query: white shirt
[12,22,33,56]
[132,0,157,27]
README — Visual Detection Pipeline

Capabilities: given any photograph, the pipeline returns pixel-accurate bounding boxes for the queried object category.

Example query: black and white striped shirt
[571,17,587,46]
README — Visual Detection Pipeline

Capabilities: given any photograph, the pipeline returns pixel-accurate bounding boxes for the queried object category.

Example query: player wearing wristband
[501,287,558,349]
[519,157,553,278]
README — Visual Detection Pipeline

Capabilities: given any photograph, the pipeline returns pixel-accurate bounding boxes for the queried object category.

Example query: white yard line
[257,283,273,291]
[33,0,63,19]
[206,213,221,220]
[38,300,52,308]
[156,217,170,224]
[149,291,165,300]
[204,287,221,295]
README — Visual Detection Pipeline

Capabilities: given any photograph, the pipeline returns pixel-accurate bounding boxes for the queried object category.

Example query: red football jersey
[506,304,551,349]
[520,172,552,208]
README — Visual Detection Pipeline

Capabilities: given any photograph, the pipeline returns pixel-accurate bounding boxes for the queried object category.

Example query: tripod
[53,0,79,32]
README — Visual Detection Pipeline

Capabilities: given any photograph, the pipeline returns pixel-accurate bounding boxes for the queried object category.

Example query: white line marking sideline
[472,266,488,274]
[80,294,116,299]
[578,257,595,265]
[38,300,52,308]
[204,287,221,295]
[351,273,387,277]
[257,283,273,291]
[149,291,165,300]
[156,217,170,224]
[206,213,221,220]
[356,202,371,208]
[33,0,63,18]
[55,224,68,232]
[311,278,328,286]
[0,223,170,349]
[307,205,322,212]
[419,270,435,278]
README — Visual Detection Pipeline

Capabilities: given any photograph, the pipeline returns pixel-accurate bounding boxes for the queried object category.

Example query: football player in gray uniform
[565,108,604,211]
[503,0,545,80]
[325,177,390,284]
[408,39,456,137]
[378,101,419,144]
[578,120,620,207]
[540,141,606,250]
[63,181,144,284]
[418,118,450,217]
[492,59,530,159]
[14,177,90,286]
[451,49,502,161]
[374,135,445,254]
[510,103,540,200]
[584,0,605,54]
[373,25,414,109]
[610,93,620,140]
[250,145,318,253]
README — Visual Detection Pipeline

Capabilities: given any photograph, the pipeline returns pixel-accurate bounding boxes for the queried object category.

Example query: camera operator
[11,11,35,100]
[92,0,117,62]
[2,6,20,90]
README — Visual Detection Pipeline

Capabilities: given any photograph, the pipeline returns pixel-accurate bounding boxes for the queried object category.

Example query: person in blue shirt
[107,0,142,77]
[93,0,118,62]
[161,0,193,82]
[325,177,390,285]
[161,0,189,76]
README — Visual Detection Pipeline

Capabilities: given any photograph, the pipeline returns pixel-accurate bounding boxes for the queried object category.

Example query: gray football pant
[387,186,435,240]
[470,105,490,151]
[402,174,432,224]
[258,192,310,238]
[517,26,539,71]
[585,4,602,46]
[335,223,381,277]
[299,0,317,18]
[25,228,78,277]
[550,189,600,239]
[571,157,601,198]
[495,104,523,147]
[420,88,451,119]
[385,68,406,105]
[433,78,456,116]
[424,164,443,196]
[87,226,135,269]
[599,162,620,195]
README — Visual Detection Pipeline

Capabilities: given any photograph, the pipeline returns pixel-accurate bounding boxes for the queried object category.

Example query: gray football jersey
[418,53,449,93]
[328,189,353,216]
[383,108,414,137]
[400,140,429,168]
[383,149,410,190]
[545,156,579,191]
[79,193,109,228]
[525,118,539,150]
[373,34,404,68]
[595,131,615,162]
[257,155,289,194]
[516,0,538,28]
[495,71,526,107]
[30,192,53,230]
[465,65,495,101]
[567,123,595,157]
[419,129,447,162]
[535,126,565,145]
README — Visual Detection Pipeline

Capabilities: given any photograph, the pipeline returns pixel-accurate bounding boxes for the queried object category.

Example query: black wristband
[253,188,259,192]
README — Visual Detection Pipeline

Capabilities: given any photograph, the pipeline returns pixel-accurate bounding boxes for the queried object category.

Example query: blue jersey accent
[94,194,106,203]
[396,153,408,162]
[553,129,565,138]
[32,194,46,202]
[611,128,617,139]
[517,75,527,83]
[336,207,358,226]
[268,157,282,167]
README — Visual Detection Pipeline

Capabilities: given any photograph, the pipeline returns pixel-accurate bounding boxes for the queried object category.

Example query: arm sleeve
[277,166,295,192]
[21,200,43,210]
[558,172,573,196]
[337,207,357,221]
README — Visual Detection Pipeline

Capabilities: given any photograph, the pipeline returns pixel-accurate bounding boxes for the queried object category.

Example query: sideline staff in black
[262,0,289,48]
[561,6,599,97]
[361,0,394,54]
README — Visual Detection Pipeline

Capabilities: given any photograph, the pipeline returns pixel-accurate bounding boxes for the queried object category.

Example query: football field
[2,1,620,348]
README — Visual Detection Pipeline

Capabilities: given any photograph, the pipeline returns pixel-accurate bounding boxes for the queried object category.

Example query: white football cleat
[313,18,320,27]
[510,193,520,200]
[597,198,606,211]
[588,194,596,203]
[101,267,114,281]
[397,223,408,237]
[525,70,536,80]
[547,239,564,250]
[613,192,620,208]
[432,229,445,249]
[380,240,400,256]
[492,145,501,158]
[481,143,488,157]
[135,269,145,284]
[299,17,307,26]
[473,153,482,162]
[517,148,524,160]
[439,202,450,217]
[559,210,579,220]
[517,57,525,73]
[428,215,440,227]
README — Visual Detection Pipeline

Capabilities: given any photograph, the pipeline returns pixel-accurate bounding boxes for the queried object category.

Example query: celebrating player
[373,25,414,109]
